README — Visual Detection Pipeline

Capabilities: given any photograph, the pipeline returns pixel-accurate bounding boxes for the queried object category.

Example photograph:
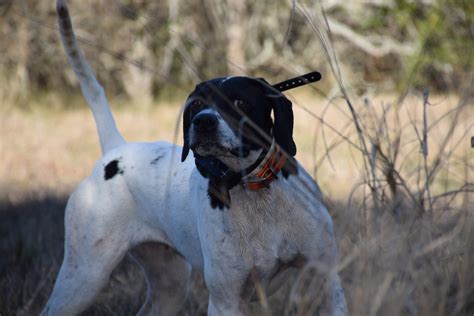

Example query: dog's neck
[194,140,296,209]
[240,141,288,191]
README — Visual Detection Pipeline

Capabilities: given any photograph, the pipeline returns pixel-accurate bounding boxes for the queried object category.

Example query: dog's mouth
[229,146,250,157]
[191,140,250,158]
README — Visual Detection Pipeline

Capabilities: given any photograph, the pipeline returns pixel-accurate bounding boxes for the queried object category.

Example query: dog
[42,1,347,315]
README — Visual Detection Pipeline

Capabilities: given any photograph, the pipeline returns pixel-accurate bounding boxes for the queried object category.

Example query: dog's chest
[212,185,308,274]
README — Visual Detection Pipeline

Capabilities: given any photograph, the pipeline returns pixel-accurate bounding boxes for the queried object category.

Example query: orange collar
[242,141,287,191]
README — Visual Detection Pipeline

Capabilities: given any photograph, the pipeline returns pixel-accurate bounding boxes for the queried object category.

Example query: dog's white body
[44,141,343,315]
[42,1,347,315]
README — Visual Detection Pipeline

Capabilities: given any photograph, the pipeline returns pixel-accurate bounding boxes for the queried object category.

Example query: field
[0,90,473,315]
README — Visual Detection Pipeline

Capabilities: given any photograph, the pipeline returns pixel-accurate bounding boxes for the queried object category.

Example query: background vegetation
[0,0,473,315]
[0,0,472,101]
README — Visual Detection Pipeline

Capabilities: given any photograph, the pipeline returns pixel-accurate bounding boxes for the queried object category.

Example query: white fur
[43,1,348,315]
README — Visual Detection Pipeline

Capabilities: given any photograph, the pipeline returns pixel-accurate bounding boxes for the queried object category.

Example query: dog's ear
[181,105,191,162]
[258,79,297,157]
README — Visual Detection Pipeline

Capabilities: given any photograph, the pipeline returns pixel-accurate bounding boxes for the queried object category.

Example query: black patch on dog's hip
[104,159,124,180]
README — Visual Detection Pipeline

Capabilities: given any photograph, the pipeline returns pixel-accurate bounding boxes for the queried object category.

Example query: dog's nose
[192,113,218,132]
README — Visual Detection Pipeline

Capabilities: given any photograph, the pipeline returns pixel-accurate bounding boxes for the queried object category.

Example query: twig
[422,88,433,213]
[369,272,395,316]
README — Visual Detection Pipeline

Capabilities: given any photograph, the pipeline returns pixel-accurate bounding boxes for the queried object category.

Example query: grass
[0,89,473,315]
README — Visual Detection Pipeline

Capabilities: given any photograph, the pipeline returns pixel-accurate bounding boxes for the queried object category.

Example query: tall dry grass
[0,87,472,315]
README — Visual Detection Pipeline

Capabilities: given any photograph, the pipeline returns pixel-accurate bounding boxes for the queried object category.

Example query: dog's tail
[56,0,125,154]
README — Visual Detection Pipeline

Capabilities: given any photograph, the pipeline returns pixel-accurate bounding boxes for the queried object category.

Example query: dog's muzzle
[190,111,246,159]
[192,112,218,133]
[190,112,221,153]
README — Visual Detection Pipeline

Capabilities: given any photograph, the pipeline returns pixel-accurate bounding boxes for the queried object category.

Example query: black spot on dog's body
[208,193,225,210]
[207,183,230,210]
[282,156,299,178]
[150,154,165,165]
[286,253,307,269]
[194,155,236,210]
[151,149,168,165]
[104,159,124,180]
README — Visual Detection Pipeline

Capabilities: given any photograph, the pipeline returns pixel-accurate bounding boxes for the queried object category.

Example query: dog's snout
[192,113,218,132]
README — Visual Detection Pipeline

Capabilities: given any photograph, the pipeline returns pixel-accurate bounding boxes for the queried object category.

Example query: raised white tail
[56,0,125,154]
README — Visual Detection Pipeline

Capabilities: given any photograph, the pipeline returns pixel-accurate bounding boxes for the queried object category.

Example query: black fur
[150,154,165,165]
[207,183,231,210]
[181,105,191,162]
[181,76,299,209]
[104,159,123,180]
[255,78,297,156]
[195,154,263,210]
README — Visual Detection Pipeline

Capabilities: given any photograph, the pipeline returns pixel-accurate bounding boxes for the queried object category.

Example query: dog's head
[181,76,296,172]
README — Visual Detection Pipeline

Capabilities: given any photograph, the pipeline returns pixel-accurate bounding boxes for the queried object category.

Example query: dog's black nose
[192,113,218,132]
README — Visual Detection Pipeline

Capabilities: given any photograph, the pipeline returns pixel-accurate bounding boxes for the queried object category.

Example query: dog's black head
[182,77,296,163]
[181,76,298,208]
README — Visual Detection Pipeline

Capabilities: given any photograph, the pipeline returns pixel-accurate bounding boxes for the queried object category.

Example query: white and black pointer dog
[42,1,347,315]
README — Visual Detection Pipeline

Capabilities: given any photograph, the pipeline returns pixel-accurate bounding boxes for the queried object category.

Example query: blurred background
[0,0,473,315]
[1,0,472,100]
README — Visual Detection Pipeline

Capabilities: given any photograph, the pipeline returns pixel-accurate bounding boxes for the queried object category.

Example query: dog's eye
[234,99,251,112]
[192,100,204,107]
[190,100,205,114]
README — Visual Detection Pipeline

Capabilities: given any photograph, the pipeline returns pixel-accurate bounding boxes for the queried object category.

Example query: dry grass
[0,90,473,315]
[2,92,469,200]
[0,95,182,201]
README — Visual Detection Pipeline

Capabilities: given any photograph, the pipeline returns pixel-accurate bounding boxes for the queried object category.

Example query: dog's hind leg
[41,180,139,316]
[130,242,192,316]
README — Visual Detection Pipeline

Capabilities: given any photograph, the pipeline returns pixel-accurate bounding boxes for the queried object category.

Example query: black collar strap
[272,71,321,92]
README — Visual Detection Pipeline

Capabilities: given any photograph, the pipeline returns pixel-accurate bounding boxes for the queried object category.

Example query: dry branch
[325,17,416,57]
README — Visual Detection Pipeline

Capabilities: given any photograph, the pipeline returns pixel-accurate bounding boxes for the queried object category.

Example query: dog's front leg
[205,273,250,316]
[203,256,250,315]
[200,236,251,315]
[207,296,246,316]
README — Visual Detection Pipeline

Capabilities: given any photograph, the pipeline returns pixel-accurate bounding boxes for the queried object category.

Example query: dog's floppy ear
[258,79,297,157]
[181,104,191,162]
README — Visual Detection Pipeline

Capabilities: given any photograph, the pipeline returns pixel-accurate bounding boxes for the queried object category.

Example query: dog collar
[241,141,287,191]
[273,71,321,92]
